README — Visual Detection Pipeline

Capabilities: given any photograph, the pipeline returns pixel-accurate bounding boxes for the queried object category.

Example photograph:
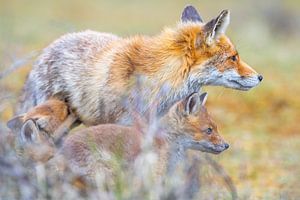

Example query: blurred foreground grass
[1,0,300,199]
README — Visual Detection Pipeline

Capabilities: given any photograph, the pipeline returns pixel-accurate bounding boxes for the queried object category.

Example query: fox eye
[230,55,238,62]
[205,127,213,135]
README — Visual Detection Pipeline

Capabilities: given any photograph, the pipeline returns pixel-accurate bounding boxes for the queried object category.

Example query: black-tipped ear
[20,119,40,143]
[184,92,201,115]
[199,92,208,106]
[7,115,25,133]
[204,10,230,45]
[181,5,203,23]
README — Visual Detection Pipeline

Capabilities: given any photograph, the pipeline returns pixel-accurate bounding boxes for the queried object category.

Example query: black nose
[224,143,229,149]
[258,75,263,82]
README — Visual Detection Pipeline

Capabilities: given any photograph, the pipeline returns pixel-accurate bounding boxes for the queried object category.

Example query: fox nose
[224,143,229,149]
[258,75,263,82]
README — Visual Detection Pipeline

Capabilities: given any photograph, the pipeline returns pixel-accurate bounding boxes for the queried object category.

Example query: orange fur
[7,99,70,163]
[105,23,258,92]
[25,99,68,127]
[8,99,69,135]
[22,99,69,134]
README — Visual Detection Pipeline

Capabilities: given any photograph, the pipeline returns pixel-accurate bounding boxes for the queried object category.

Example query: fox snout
[216,69,263,91]
[258,75,263,82]
[204,64,263,91]
[234,73,263,91]
[189,139,229,154]
[210,142,229,154]
[234,61,263,90]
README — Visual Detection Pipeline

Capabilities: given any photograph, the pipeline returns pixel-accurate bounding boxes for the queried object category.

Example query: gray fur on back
[18,30,119,117]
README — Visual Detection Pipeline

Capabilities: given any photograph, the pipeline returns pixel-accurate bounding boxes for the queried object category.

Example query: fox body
[60,92,229,178]
[19,6,262,126]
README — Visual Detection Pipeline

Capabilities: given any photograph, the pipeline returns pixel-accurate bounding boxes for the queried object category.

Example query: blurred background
[0,0,300,199]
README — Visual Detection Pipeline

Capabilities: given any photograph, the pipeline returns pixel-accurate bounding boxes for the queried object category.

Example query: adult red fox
[18,5,262,126]
[60,92,229,178]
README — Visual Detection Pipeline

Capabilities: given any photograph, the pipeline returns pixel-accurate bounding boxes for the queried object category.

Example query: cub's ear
[199,92,208,106]
[20,119,40,144]
[181,5,203,23]
[184,92,201,115]
[7,115,25,133]
[204,10,230,45]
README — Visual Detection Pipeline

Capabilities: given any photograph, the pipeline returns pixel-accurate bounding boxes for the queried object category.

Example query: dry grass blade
[53,113,79,147]
[0,51,39,79]
[205,154,238,200]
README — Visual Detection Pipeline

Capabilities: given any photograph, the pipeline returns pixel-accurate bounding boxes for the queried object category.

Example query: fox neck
[124,34,205,116]
[154,134,190,175]
[154,118,191,175]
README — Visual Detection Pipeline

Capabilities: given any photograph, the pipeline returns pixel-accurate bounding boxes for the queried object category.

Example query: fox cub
[7,99,76,162]
[60,92,229,179]
[19,5,262,126]
[8,99,69,142]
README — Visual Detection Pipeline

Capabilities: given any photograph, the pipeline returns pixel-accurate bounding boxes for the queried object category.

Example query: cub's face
[168,92,229,154]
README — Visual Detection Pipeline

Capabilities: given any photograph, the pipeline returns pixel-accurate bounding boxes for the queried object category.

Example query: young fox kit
[19,5,262,126]
[61,92,229,178]
[8,99,69,140]
[7,99,76,162]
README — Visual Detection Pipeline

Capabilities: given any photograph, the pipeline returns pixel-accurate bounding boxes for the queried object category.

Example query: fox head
[7,99,68,144]
[164,5,262,91]
[164,92,229,154]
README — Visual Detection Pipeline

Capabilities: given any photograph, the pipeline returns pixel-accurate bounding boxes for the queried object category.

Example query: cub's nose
[258,75,263,82]
[224,143,229,149]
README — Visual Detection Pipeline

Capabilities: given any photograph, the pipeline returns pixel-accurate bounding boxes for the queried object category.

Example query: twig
[52,113,78,147]
[204,154,238,200]
[0,51,39,79]
[184,157,201,199]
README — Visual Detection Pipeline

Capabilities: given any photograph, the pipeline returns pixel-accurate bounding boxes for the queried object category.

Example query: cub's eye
[230,55,238,62]
[205,127,213,135]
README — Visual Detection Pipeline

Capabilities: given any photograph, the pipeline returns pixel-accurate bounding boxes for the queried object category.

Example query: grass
[1,0,300,199]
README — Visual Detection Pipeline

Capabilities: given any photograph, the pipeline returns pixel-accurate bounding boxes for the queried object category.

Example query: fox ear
[204,10,230,45]
[184,92,201,115]
[7,115,25,133]
[181,5,203,23]
[199,92,208,106]
[20,119,40,144]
